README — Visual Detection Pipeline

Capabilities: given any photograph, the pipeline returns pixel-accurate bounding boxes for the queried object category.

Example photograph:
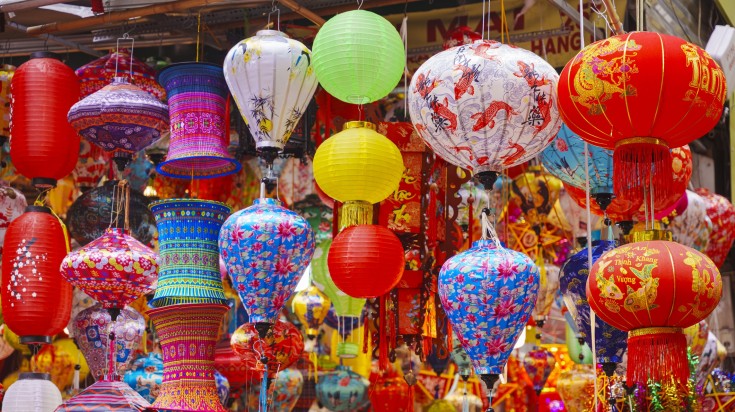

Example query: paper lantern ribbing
[0,181,26,249]
[311,240,366,318]
[541,124,614,210]
[148,303,228,412]
[219,197,315,337]
[230,321,304,378]
[1,206,72,345]
[560,240,627,375]
[312,9,404,104]
[587,234,722,387]
[75,48,165,100]
[60,228,158,309]
[696,187,735,267]
[10,52,80,188]
[67,77,169,171]
[438,239,539,402]
[71,304,145,381]
[558,32,726,204]
[315,366,369,411]
[156,62,241,179]
[224,29,318,159]
[408,40,561,187]
[291,285,330,338]
[2,372,62,412]
[151,199,231,307]
[328,224,405,298]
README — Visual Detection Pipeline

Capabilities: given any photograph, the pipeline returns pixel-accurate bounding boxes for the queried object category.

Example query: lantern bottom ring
[614,137,669,149]
[31,177,57,189]
[19,335,52,345]
[628,326,683,338]
[631,229,673,242]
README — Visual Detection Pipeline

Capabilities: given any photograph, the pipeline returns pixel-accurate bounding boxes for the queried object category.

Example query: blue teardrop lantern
[438,239,539,397]
[559,240,628,376]
[541,124,614,211]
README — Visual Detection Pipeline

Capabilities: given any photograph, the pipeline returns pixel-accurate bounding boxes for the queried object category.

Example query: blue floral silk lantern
[214,369,230,406]
[315,365,369,411]
[559,240,628,376]
[219,197,315,338]
[541,124,614,211]
[438,238,539,400]
[150,199,231,307]
[123,352,164,403]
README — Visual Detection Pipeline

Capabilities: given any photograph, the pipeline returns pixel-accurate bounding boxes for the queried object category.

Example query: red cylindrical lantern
[587,232,722,388]
[369,373,412,412]
[558,32,726,206]
[10,52,80,188]
[1,206,73,345]
[327,224,405,298]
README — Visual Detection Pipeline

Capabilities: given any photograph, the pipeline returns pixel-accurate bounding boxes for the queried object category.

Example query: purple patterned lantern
[438,239,539,404]
[219,197,315,338]
[68,77,169,171]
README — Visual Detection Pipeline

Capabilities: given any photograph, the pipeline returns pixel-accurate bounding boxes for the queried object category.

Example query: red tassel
[468,200,474,245]
[626,327,690,388]
[427,186,437,248]
[447,320,453,352]
[379,294,389,371]
[407,384,415,412]
[613,139,673,206]
[363,313,369,354]
[90,0,104,13]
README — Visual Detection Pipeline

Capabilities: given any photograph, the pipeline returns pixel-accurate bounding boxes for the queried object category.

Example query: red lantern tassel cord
[613,138,673,207]
[379,294,389,371]
[626,327,690,389]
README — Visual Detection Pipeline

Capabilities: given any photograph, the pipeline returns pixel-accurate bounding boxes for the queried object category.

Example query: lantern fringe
[613,139,673,207]
[379,294,389,371]
[363,317,370,354]
[627,328,690,389]
[407,383,415,412]
[339,200,373,229]
[447,322,452,353]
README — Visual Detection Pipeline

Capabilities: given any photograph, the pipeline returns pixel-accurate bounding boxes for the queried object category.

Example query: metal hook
[268,1,280,31]
[115,32,135,79]
[357,0,364,9]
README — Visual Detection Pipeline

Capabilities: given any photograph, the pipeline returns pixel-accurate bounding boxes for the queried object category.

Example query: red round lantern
[214,341,248,400]
[230,321,304,379]
[696,188,735,268]
[327,224,405,298]
[1,206,73,345]
[587,233,722,387]
[558,32,726,206]
[442,26,481,50]
[10,52,80,188]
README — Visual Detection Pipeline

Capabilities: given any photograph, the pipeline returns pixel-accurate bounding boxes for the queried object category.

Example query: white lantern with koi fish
[408,40,561,187]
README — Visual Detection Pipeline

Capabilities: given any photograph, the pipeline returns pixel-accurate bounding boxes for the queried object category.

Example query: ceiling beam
[7,21,104,57]
[277,0,326,27]
[544,0,605,39]
[0,0,68,13]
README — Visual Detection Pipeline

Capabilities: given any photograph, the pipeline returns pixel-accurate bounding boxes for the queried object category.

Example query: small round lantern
[10,52,80,188]
[312,9,405,104]
[328,224,405,298]
[587,231,722,387]
[2,373,62,412]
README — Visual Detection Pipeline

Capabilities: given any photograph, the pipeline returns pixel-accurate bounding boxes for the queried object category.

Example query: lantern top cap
[471,239,502,249]
[255,29,290,38]
[25,205,51,214]
[156,61,222,82]
[631,229,673,242]
[29,51,60,60]
[18,372,52,381]
[253,197,282,207]
[343,121,376,131]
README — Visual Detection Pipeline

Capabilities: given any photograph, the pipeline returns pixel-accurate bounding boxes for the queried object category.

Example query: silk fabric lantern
[214,342,247,401]
[541,124,614,210]
[68,76,169,171]
[523,347,556,394]
[2,372,62,412]
[291,285,330,338]
[558,32,726,205]
[0,180,26,250]
[230,320,304,378]
[312,9,404,104]
[510,166,563,230]
[667,190,713,252]
[73,140,107,191]
[1,206,72,345]
[10,52,80,188]
[0,64,15,139]
[560,240,627,375]
[55,379,152,411]
[157,62,240,178]
[123,353,164,403]
[442,26,481,50]
[439,239,539,401]
[148,303,228,412]
[564,184,638,224]
[587,232,722,387]
[328,224,405,298]
[244,367,303,411]
[315,366,369,411]
[219,197,315,337]
[696,187,735,267]
[313,121,403,225]
[224,29,318,160]
[565,325,593,364]
[75,48,165,100]
[61,227,159,309]
[151,199,231,307]
[408,40,561,187]
[72,304,145,381]
[556,364,595,412]
[532,263,561,327]
[558,187,600,244]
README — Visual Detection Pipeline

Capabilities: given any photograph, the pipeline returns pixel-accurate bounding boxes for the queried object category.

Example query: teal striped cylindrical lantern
[150,199,231,307]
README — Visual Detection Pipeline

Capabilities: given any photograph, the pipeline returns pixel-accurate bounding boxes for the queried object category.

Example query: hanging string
[481,0,486,40]
[195,12,202,62]
[583,141,598,410]
[114,33,134,79]
[400,13,409,118]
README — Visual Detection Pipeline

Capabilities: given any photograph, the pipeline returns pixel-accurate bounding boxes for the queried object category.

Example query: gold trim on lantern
[339,200,373,230]
[614,137,669,148]
[343,121,376,131]
[629,327,683,338]
[631,229,673,242]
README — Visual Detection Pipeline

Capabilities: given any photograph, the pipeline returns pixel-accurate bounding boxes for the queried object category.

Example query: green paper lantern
[311,239,366,317]
[312,9,405,104]
[566,324,593,365]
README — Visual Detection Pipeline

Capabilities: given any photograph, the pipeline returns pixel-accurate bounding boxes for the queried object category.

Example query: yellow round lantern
[313,121,403,226]
[53,338,90,384]
[291,285,331,338]
[3,325,30,356]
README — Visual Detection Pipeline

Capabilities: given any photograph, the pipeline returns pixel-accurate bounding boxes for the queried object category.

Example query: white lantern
[3,372,63,412]
[223,30,318,159]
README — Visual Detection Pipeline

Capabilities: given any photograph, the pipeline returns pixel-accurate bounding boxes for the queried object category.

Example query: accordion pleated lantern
[67,77,169,171]
[156,63,240,179]
[2,372,62,412]
[75,48,166,100]
[223,29,318,154]
[148,303,229,412]
[311,9,405,104]
[60,228,158,309]
[327,224,405,298]
[10,52,80,188]
[150,199,231,307]
[1,206,72,345]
